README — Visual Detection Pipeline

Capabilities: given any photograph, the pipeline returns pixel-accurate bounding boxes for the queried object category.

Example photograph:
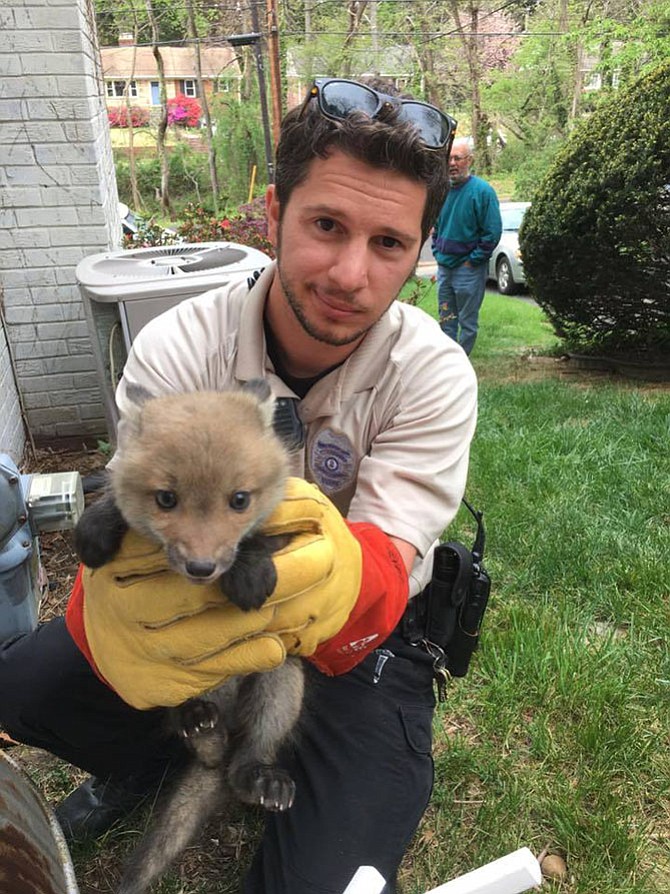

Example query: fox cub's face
[112,389,289,585]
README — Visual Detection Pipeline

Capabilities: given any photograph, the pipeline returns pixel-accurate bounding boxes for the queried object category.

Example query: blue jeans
[437,261,488,355]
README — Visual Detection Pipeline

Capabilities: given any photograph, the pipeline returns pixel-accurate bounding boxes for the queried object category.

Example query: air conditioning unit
[76,242,270,442]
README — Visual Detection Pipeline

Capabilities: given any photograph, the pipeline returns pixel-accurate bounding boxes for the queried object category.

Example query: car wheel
[496,256,518,295]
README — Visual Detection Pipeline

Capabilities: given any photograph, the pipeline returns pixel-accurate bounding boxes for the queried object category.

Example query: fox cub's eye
[155,490,178,510]
[229,491,251,512]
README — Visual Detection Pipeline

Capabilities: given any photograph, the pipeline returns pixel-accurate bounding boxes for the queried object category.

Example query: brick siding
[0,321,24,462]
[0,0,121,451]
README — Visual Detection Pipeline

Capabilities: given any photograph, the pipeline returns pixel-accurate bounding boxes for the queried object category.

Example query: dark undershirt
[263,314,343,399]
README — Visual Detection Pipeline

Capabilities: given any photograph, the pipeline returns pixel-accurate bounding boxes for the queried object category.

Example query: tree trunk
[185,0,219,215]
[339,1,368,78]
[447,0,491,173]
[145,1,171,217]
[125,18,143,212]
[406,2,439,105]
[266,0,283,146]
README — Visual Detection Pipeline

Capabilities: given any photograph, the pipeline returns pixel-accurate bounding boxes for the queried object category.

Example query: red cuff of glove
[307,522,409,676]
[65,565,108,685]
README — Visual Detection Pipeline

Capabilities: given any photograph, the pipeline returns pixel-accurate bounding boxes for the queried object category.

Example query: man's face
[448,146,472,185]
[266,150,426,351]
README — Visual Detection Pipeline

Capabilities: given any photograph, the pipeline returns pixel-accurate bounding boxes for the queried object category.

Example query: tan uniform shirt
[111,263,478,596]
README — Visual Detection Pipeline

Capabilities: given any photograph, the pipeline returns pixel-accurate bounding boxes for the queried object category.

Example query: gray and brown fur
[73,382,304,894]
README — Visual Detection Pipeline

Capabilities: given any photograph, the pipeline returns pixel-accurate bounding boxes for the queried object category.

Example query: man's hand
[67,479,409,709]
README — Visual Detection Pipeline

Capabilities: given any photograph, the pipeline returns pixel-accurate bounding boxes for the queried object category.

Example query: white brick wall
[0,0,121,449]
[0,320,25,462]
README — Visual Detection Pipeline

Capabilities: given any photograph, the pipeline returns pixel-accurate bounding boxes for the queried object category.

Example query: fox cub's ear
[241,378,275,430]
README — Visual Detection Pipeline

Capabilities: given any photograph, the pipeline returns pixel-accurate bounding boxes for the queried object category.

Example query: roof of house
[100,45,240,80]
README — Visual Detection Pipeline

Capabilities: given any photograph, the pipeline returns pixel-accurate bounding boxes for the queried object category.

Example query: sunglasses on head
[303,78,457,150]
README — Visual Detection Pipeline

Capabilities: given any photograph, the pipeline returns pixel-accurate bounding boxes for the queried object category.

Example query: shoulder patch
[310,428,356,495]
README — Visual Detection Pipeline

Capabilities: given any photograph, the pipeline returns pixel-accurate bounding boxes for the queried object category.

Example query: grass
[488,174,516,201]
[8,288,670,893]
[110,127,203,149]
[400,285,670,893]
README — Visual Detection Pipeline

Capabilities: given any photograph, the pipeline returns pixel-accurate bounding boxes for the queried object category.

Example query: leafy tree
[520,59,670,360]
[211,95,268,206]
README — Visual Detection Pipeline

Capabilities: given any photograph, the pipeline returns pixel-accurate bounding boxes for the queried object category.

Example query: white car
[488,201,530,295]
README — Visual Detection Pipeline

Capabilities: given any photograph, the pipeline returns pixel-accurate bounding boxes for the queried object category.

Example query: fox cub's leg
[73,491,128,568]
[219,531,291,611]
[227,658,304,811]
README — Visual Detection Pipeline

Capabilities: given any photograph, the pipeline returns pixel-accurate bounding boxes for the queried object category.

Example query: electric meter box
[76,242,270,443]
[0,455,84,641]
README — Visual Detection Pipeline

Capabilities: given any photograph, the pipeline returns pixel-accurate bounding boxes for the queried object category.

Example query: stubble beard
[275,238,409,348]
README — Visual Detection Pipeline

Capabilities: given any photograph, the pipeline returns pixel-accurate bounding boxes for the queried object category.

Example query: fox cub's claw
[231,763,296,812]
[174,699,227,769]
[177,699,219,738]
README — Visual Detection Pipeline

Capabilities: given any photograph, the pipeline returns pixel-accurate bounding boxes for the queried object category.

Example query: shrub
[178,199,275,257]
[167,143,210,197]
[520,60,670,359]
[167,94,202,127]
[124,217,180,249]
[108,106,150,128]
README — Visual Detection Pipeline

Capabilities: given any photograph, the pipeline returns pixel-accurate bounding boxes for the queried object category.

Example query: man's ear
[266,184,280,248]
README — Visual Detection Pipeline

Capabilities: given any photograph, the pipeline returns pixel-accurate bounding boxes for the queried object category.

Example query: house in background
[101,34,242,113]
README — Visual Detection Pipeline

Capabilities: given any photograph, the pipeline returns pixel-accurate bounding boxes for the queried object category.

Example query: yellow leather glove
[74,478,363,710]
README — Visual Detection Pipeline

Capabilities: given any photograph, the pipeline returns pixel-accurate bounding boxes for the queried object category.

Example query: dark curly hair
[275,87,450,243]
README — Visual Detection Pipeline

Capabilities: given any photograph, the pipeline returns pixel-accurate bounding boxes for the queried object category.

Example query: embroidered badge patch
[311,429,356,494]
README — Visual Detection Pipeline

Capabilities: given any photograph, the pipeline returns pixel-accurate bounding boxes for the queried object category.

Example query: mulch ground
[24,446,109,621]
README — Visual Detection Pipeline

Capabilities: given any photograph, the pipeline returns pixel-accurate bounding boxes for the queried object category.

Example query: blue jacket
[432,175,502,268]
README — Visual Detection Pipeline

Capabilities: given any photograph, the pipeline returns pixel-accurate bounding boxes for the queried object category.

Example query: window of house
[584,70,602,91]
[213,79,231,94]
[106,80,138,98]
[179,79,198,98]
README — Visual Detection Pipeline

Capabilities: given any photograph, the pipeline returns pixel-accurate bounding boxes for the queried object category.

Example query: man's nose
[328,240,369,292]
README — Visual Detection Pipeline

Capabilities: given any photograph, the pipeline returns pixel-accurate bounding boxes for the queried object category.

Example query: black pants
[0,618,436,894]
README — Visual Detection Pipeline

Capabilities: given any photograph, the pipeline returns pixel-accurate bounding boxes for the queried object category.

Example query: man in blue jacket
[432,138,502,355]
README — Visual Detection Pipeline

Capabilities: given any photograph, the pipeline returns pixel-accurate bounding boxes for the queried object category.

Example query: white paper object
[342,865,387,894]
[425,847,542,894]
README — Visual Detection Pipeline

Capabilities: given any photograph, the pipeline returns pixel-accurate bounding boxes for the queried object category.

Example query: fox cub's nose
[185,560,217,579]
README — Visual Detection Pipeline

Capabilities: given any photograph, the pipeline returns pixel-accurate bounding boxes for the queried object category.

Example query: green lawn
[402,284,670,893]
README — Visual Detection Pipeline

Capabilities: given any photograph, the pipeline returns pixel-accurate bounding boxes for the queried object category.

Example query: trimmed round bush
[520,61,670,360]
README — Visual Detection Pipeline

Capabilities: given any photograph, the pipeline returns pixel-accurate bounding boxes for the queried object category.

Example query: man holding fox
[0,78,477,893]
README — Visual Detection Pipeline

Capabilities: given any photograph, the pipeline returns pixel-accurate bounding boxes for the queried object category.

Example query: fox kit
[74,381,304,894]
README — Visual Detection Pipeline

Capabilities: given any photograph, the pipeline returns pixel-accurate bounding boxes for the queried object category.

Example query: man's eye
[316,218,335,232]
[379,235,401,249]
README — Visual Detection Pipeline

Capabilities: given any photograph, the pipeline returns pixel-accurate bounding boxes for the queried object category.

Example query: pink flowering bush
[108,106,150,128]
[167,94,202,128]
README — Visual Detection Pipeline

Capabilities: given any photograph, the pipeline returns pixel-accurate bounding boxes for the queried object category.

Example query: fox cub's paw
[74,493,128,568]
[176,699,219,739]
[219,533,290,611]
[230,763,296,812]
[172,700,227,769]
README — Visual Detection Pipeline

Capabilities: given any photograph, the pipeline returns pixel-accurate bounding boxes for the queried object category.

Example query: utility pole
[266,0,283,144]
